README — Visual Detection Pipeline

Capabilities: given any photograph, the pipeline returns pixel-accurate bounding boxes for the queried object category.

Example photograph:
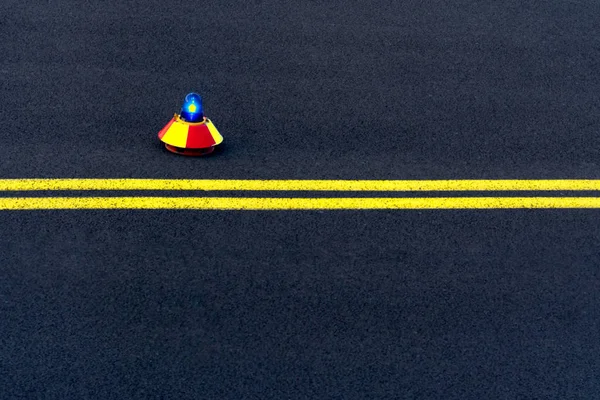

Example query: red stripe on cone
[158,117,176,139]
[186,124,216,148]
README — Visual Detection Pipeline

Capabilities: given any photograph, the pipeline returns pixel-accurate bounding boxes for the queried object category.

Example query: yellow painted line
[1,179,600,191]
[2,197,600,210]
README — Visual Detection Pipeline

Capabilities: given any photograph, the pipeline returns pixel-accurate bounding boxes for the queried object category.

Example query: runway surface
[1,0,600,398]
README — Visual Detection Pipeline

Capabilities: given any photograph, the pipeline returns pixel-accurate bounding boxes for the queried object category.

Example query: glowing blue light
[180,93,204,122]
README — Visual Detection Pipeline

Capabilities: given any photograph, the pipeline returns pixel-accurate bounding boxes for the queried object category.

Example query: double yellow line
[1,179,600,210]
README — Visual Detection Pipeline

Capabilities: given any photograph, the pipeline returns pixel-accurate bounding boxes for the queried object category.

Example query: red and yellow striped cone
[158,114,224,156]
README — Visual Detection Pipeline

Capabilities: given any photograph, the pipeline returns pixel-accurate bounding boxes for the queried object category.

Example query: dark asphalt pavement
[2,0,600,398]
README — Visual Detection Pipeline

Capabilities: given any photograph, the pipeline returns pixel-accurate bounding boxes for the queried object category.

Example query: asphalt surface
[2,0,600,398]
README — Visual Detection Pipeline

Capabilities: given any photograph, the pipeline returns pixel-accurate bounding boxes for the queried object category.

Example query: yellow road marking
[2,197,600,210]
[1,179,600,191]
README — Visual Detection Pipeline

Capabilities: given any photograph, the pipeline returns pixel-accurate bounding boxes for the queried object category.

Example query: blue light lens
[180,93,204,122]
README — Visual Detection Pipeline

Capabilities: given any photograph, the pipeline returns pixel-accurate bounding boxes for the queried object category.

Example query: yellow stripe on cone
[160,119,190,148]
[206,120,223,145]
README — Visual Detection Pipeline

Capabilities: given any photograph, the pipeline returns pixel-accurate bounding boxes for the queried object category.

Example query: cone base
[165,144,215,156]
